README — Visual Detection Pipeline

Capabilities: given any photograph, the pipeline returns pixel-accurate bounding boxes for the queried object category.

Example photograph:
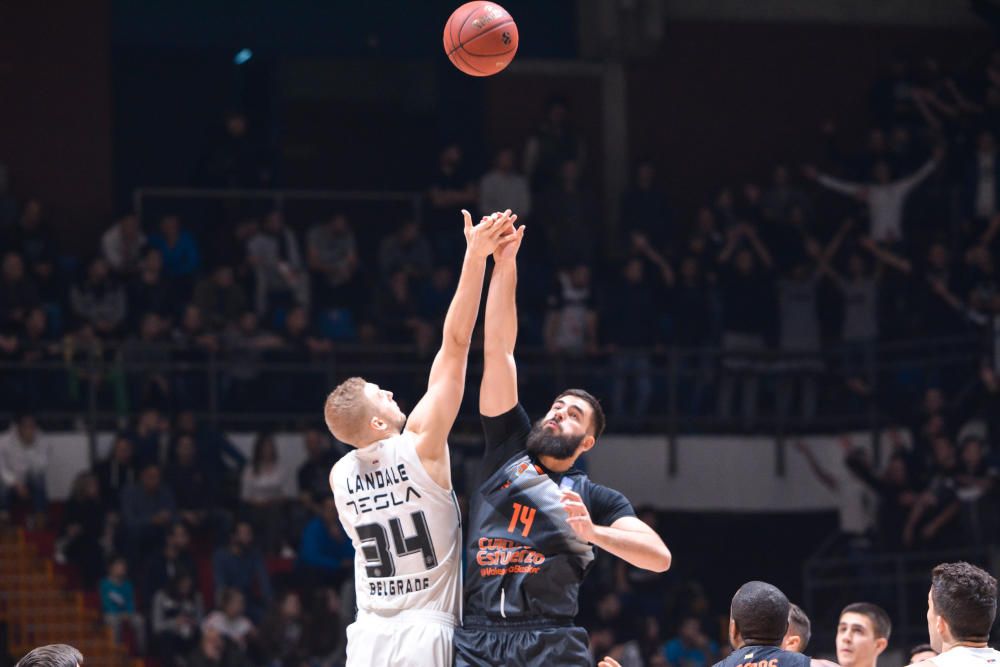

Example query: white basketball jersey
[933,647,1000,667]
[330,431,461,621]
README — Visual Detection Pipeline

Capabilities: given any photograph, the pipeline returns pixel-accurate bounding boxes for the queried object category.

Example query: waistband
[461,614,577,630]
[356,608,456,628]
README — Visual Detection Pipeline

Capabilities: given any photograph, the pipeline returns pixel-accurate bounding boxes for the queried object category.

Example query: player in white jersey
[325,209,522,667]
[908,562,999,667]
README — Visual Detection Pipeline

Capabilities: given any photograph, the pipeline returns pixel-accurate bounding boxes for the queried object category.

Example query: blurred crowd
[2,45,1000,667]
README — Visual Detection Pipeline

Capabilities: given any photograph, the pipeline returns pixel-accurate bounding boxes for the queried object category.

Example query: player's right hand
[463,209,518,259]
[598,658,622,667]
[493,220,525,265]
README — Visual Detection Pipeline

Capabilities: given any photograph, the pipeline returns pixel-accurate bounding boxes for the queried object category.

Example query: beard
[525,420,584,460]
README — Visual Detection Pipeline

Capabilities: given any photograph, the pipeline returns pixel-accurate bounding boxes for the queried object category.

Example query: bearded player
[325,210,522,667]
[453,220,671,666]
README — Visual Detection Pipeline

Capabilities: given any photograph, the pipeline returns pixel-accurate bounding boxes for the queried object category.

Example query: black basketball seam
[452,48,487,75]
[457,24,518,57]
[449,4,464,53]
[447,17,515,56]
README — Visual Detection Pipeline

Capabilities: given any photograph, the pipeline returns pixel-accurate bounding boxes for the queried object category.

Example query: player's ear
[370,416,387,432]
[874,637,888,655]
[729,619,738,649]
[579,434,596,453]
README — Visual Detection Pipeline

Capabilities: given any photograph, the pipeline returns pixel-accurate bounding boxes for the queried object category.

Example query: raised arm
[860,236,912,274]
[479,219,526,417]
[814,170,866,198]
[407,210,518,464]
[896,151,941,195]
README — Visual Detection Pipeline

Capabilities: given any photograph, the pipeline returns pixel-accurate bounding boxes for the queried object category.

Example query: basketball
[443,2,519,77]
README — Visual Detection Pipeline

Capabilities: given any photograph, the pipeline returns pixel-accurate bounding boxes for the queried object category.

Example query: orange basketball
[443,2,519,77]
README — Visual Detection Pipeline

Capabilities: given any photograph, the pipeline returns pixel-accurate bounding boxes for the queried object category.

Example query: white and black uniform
[932,646,1000,667]
[330,431,462,667]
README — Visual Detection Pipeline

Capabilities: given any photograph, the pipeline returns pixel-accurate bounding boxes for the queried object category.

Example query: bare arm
[407,211,517,462]
[745,225,774,269]
[562,491,671,573]
[816,172,866,198]
[479,223,527,417]
[793,440,839,493]
[860,237,912,274]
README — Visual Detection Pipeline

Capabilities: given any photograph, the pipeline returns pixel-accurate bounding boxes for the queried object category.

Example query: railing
[802,543,1000,655]
[2,333,989,463]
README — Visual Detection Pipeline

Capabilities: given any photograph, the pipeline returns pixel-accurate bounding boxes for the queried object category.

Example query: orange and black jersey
[463,403,634,622]
[714,645,811,667]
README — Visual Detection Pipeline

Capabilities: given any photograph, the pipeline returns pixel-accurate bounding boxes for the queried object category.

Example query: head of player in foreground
[16,645,83,667]
[908,645,937,664]
[783,603,812,653]
[524,388,606,469]
[837,603,890,667]
[324,377,407,448]
[728,581,791,649]
[923,561,997,658]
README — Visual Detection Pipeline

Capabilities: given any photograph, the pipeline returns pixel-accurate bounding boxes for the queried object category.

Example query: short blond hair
[324,377,370,445]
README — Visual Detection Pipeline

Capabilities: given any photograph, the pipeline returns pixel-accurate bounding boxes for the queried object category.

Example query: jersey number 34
[356,510,438,578]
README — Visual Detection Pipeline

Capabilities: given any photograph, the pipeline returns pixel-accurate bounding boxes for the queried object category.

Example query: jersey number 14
[356,511,438,578]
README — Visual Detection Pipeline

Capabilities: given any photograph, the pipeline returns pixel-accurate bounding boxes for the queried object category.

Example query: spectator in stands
[127,248,178,331]
[297,428,337,517]
[524,97,586,193]
[149,215,201,289]
[663,616,718,667]
[197,110,272,189]
[120,313,172,410]
[240,433,287,556]
[94,434,137,514]
[6,307,62,413]
[69,257,126,336]
[761,165,811,224]
[194,266,248,330]
[129,408,170,469]
[221,312,284,411]
[480,147,531,223]
[819,246,879,382]
[165,436,218,534]
[143,522,197,610]
[172,305,220,409]
[544,263,598,359]
[212,521,272,624]
[842,438,919,551]
[775,257,823,424]
[58,472,107,587]
[0,252,40,328]
[151,572,204,667]
[377,219,433,281]
[418,265,455,329]
[426,143,477,262]
[102,214,147,276]
[258,591,310,667]
[953,435,999,545]
[5,199,56,302]
[371,270,434,351]
[903,436,961,549]
[306,213,361,312]
[620,159,672,248]
[296,496,354,588]
[187,625,243,667]
[668,255,715,414]
[305,587,348,667]
[537,159,598,267]
[203,588,256,650]
[174,411,245,497]
[603,237,672,426]
[121,463,177,559]
[246,210,308,316]
[100,555,146,653]
[716,224,774,427]
[0,413,49,525]
[806,145,943,243]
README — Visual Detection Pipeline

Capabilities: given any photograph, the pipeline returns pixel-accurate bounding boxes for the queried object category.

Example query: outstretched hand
[598,657,622,667]
[493,220,525,265]
[463,209,519,259]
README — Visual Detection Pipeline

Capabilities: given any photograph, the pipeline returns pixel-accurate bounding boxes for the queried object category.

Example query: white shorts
[346,608,455,667]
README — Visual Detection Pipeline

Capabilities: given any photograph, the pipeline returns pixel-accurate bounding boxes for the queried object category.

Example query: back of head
[841,602,892,641]
[931,562,998,642]
[324,377,370,446]
[787,603,812,652]
[16,645,83,667]
[732,581,791,646]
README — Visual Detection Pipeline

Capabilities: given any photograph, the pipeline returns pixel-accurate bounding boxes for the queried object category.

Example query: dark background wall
[0,1,113,244]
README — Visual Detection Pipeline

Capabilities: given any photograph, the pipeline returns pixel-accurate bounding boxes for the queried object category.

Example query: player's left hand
[598,657,622,667]
[561,489,596,543]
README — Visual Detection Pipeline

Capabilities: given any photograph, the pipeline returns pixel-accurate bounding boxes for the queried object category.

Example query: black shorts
[454,616,592,667]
